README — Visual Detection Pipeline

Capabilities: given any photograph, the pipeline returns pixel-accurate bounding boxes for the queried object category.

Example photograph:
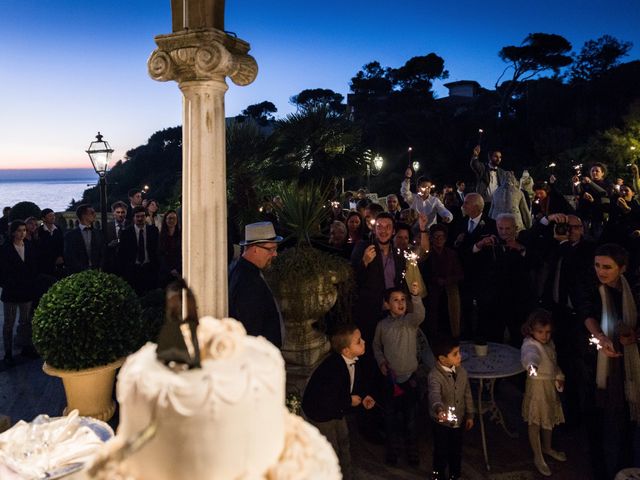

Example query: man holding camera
[539,213,596,426]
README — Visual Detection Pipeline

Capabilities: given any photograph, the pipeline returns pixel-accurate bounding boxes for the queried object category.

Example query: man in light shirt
[401,169,453,228]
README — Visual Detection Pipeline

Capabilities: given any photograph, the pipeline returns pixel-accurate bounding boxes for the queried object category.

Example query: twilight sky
[0,0,638,169]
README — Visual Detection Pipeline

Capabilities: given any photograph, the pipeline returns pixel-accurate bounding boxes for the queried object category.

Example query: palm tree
[269,106,366,186]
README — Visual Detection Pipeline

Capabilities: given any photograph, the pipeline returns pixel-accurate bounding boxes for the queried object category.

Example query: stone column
[148,29,257,317]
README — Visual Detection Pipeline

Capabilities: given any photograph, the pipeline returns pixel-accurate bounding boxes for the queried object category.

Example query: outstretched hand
[472,145,481,157]
[405,167,413,178]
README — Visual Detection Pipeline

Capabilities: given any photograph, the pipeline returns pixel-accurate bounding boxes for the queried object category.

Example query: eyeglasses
[255,245,278,254]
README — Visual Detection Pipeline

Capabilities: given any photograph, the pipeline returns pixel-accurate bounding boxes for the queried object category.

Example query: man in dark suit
[350,213,406,347]
[455,181,466,205]
[451,193,496,338]
[538,213,596,426]
[125,188,143,223]
[472,213,537,345]
[228,222,284,348]
[469,145,509,210]
[104,201,128,275]
[385,194,402,222]
[63,204,103,274]
[36,208,64,276]
[118,206,159,296]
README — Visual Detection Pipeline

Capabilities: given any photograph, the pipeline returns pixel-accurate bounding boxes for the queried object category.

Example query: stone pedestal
[148,28,257,317]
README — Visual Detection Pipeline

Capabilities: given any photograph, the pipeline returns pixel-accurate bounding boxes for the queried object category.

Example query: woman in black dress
[1,220,38,366]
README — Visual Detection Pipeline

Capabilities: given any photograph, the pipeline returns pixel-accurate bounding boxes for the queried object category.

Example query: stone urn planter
[276,272,338,367]
[43,358,124,421]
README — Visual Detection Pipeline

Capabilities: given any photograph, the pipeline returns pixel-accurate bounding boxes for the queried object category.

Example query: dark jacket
[350,240,405,344]
[64,227,104,274]
[36,225,64,275]
[469,156,509,203]
[0,241,38,303]
[228,256,282,348]
[302,352,371,422]
[117,224,160,272]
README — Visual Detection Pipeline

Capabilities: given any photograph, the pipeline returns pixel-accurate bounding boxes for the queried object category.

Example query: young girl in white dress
[521,309,566,477]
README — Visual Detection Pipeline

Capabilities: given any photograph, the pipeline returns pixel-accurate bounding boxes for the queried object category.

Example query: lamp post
[366,153,384,192]
[86,132,113,248]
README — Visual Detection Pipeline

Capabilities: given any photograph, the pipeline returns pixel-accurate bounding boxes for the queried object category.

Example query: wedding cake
[114,317,340,480]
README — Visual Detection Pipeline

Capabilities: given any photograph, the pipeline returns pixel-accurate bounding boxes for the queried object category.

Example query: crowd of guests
[299,146,640,479]
[0,188,182,367]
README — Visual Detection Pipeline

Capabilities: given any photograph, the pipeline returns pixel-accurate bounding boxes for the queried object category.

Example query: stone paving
[0,304,603,479]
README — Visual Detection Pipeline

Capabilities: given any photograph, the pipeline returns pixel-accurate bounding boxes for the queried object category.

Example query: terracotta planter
[42,358,125,421]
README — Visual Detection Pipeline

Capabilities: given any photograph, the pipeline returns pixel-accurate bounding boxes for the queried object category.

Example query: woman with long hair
[158,210,181,287]
[146,199,163,230]
[582,243,640,479]
[345,211,366,246]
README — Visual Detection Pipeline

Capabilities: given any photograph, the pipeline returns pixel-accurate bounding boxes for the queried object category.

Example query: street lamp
[86,132,113,246]
[366,153,384,192]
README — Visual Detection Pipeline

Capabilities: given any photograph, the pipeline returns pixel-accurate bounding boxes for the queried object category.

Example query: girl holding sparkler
[520,309,566,476]
[583,244,640,479]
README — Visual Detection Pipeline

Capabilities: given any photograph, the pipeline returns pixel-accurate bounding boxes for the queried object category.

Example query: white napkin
[0,410,103,479]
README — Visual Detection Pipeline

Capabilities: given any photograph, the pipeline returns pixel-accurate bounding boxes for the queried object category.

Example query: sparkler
[446,406,458,424]
[478,128,484,144]
[573,164,583,186]
[403,249,419,267]
[528,364,538,377]
[588,335,602,350]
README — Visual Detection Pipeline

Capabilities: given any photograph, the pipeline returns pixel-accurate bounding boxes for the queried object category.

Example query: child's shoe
[534,457,552,476]
[543,448,566,462]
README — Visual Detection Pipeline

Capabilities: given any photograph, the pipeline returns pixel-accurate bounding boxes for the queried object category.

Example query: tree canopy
[240,101,277,125]
[290,88,345,113]
[570,35,632,82]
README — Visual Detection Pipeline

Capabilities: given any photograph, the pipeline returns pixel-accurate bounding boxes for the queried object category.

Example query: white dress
[521,337,565,429]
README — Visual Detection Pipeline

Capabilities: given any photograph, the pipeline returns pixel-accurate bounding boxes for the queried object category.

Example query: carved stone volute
[148,28,258,86]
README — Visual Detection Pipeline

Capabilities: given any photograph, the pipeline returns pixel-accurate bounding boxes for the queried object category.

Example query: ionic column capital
[148,28,258,86]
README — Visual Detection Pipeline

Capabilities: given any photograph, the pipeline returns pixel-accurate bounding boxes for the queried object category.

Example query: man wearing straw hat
[228,221,284,348]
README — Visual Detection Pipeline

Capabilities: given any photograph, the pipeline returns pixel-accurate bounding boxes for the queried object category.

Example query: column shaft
[180,79,228,318]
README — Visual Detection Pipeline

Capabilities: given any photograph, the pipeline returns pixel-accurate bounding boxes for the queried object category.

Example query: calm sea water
[0,169,95,212]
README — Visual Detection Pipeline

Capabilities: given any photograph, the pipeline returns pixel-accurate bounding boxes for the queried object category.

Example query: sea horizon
[0,168,95,182]
[0,169,96,211]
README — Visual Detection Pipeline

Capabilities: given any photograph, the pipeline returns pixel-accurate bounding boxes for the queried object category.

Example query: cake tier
[116,318,285,480]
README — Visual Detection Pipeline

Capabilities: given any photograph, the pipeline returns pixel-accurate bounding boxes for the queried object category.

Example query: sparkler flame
[403,249,419,267]
[528,365,538,377]
[446,406,458,424]
[589,335,602,350]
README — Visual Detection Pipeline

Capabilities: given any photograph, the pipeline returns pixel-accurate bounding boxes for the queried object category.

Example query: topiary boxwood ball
[9,201,41,222]
[33,270,144,370]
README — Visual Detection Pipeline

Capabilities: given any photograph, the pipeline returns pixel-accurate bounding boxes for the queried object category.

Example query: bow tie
[84,226,93,231]
[489,167,498,172]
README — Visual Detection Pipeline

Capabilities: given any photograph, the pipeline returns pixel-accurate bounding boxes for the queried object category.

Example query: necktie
[137,229,145,263]
[83,228,92,265]
[468,219,475,233]
[451,369,457,381]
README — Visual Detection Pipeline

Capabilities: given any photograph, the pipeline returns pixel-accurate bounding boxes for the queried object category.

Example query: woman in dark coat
[581,243,640,479]
[158,210,182,288]
[1,220,38,365]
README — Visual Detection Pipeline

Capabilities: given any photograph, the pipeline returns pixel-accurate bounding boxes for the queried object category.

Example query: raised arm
[401,167,414,204]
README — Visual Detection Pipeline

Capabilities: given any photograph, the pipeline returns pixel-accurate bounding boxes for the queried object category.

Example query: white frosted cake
[112,317,340,480]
